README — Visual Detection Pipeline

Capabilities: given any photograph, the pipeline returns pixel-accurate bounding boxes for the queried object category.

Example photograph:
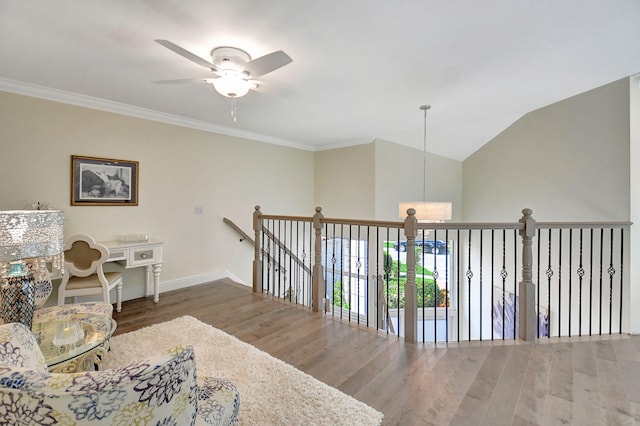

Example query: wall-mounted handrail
[223,217,254,244]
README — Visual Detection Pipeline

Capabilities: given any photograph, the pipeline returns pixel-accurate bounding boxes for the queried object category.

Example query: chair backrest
[63,234,108,278]
[0,323,199,424]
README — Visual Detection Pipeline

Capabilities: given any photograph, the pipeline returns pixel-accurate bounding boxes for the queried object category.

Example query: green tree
[384,276,443,309]
[383,251,398,279]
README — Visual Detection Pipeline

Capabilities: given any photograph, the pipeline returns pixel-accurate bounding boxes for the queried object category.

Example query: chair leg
[116,280,122,312]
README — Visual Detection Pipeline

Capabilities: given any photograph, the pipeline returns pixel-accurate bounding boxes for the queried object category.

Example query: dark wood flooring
[112,279,640,425]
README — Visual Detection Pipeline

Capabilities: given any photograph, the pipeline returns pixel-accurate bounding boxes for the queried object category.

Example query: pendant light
[398,105,452,221]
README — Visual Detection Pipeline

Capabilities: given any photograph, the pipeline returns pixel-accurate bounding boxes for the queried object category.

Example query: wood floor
[112,279,640,425]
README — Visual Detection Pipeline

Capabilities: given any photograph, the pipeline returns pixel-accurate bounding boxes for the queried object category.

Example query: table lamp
[0,210,64,328]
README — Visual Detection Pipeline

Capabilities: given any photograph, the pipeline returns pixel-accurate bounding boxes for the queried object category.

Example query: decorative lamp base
[0,275,36,329]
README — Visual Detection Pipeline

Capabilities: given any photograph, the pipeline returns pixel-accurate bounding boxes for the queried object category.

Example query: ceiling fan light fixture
[212,72,250,98]
[154,40,292,100]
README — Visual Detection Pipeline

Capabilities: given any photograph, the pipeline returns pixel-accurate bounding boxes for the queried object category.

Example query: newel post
[519,208,536,342]
[252,205,263,294]
[404,208,418,343]
[312,207,325,312]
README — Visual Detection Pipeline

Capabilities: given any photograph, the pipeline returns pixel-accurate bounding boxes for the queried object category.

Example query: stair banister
[403,208,419,343]
[519,208,536,342]
[312,207,325,312]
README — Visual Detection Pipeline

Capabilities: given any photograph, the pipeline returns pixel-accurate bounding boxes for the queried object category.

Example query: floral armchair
[0,322,240,425]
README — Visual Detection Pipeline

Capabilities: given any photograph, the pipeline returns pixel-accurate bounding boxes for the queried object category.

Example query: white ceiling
[1,1,639,160]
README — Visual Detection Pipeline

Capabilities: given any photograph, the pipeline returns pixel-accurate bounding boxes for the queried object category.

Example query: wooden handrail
[223,217,311,275]
[223,217,254,244]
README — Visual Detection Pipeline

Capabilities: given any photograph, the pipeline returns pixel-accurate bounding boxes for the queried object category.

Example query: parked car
[394,240,448,254]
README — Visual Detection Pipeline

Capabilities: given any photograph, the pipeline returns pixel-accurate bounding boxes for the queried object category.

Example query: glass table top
[32,318,110,368]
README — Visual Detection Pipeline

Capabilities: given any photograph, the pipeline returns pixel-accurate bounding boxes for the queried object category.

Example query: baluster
[599,228,604,335]
[568,229,573,337]
[578,229,584,336]
[608,228,615,334]
[467,230,472,341]
[558,229,562,337]
[619,228,624,334]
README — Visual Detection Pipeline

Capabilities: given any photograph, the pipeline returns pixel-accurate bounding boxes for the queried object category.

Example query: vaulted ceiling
[1,1,639,160]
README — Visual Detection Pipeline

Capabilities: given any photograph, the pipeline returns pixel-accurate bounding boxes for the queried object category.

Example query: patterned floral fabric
[32,301,114,324]
[0,323,47,372]
[24,257,57,310]
[0,323,240,425]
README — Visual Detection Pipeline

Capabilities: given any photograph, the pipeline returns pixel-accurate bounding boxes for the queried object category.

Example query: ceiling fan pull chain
[231,97,237,123]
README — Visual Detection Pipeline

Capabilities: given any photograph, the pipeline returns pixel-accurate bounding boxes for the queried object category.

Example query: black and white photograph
[71,155,138,206]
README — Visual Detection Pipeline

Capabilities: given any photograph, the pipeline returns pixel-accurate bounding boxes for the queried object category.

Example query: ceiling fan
[153,39,292,99]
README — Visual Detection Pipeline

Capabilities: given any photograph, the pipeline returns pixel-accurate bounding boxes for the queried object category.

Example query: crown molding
[315,137,376,151]
[0,78,314,151]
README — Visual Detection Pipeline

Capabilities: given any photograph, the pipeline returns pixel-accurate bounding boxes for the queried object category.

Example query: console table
[100,240,164,304]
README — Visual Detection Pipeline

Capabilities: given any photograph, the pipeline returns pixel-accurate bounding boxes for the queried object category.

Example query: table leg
[144,265,151,296]
[152,263,162,303]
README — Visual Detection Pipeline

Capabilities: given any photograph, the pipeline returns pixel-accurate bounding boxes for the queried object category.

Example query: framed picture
[71,155,138,206]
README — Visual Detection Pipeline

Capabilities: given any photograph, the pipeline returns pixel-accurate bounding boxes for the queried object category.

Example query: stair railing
[251,206,631,343]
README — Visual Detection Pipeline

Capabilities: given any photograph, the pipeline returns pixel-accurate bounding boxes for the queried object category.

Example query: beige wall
[314,143,375,219]
[314,139,463,222]
[463,78,630,222]
[462,77,635,332]
[374,138,463,221]
[0,91,314,301]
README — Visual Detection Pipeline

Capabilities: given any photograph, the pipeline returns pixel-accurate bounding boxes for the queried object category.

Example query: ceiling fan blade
[250,79,293,98]
[155,39,217,71]
[242,50,292,78]
[151,78,216,84]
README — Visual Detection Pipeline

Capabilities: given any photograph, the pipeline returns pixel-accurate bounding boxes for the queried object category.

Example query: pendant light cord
[420,105,431,202]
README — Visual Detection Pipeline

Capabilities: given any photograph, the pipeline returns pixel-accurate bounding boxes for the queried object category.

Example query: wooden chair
[58,234,123,312]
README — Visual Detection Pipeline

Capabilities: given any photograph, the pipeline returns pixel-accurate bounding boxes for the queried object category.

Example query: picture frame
[71,155,138,206]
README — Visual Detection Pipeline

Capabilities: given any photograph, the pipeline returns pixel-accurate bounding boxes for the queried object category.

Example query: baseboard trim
[159,270,249,294]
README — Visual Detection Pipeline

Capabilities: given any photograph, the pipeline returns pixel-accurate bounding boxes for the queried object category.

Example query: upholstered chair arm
[0,323,47,372]
[196,376,240,425]
[0,345,199,424]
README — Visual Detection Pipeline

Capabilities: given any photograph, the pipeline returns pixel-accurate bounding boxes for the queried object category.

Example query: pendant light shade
[399,201,452,221]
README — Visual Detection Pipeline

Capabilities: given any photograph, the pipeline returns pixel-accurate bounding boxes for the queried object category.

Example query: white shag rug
[104,316,383,426]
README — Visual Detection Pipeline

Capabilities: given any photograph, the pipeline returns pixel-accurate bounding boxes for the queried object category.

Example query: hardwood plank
[111,279,640,425]
[512,344,552,426]
[481,345,531,426]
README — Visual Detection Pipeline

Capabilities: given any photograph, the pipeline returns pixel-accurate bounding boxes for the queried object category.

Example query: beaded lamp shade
[0,210,64,328]
[0,210,64,264]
